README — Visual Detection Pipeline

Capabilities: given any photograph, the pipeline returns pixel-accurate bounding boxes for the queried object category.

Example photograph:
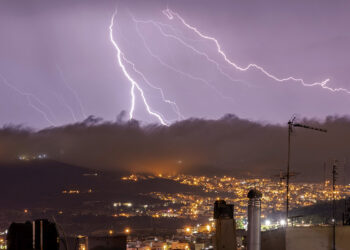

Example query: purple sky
[0,0,349,128]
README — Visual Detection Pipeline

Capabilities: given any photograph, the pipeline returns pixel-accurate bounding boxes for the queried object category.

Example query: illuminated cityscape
[118,174,350,222]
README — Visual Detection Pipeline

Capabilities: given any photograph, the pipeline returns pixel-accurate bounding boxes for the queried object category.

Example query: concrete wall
[215,219,237,250]
[286,226,350,250]
[262,226,350,250]
[261,228,285,250]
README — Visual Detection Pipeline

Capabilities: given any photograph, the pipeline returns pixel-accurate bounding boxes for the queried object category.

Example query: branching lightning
[56,65,87,119]
[107,8,350,126]
[109,9,169,126]
[132,17,235,101]
[0,74,57,126]
[121,54,184,120]
[133,17,243,87]
[51,91,78,122]
[163,9,350,94]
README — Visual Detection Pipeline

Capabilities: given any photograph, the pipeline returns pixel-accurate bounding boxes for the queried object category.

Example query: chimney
[247,189,262,250]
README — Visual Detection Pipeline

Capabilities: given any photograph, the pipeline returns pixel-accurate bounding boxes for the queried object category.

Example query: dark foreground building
[7,219,59,250]
[213,200,237,250]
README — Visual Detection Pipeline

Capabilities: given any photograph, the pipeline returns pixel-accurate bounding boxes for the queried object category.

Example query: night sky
[0,0,350,180]
[0,0,349,128]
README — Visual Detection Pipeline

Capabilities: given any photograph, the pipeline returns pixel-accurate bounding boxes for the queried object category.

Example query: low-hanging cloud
[0,114,349,182]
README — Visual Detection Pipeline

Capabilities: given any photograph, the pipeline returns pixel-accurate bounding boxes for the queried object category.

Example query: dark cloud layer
[0,114,349,182]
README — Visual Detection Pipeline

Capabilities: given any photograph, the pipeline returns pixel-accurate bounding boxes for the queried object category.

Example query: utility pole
[332,162,338,250]
[324,162,327,188]
[286,119,293,225]
[285,117,327,226]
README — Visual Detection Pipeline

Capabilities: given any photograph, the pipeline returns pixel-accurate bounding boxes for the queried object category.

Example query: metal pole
[332,163,337,250]
[33,221,36,250]
[285,118,326,227]
[247,190,262,250]
[286,122,291,226]
[324,163,326,188]
[40,220,44,250]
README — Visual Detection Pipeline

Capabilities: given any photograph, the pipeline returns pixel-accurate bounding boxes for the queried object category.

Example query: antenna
[272,170,299,185]
[332,161,338,250]
[285,116,327,226]
[52,216,69,250]
[323,162,327,188]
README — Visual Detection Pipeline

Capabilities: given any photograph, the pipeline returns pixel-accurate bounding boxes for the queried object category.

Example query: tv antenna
[285,116,327,226]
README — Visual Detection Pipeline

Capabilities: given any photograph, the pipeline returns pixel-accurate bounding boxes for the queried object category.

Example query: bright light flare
[280,219,286,226]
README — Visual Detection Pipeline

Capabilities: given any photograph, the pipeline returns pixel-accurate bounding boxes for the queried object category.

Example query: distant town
[118,173,350,223]
[2,170,350,249]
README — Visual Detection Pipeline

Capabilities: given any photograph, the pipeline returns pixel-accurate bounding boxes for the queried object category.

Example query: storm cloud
[0,114,349,182]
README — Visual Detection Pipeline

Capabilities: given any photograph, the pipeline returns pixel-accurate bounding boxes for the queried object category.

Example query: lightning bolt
[133,17,243,87]
[132,17,235,101]
[121,54,184,120]
[56,65,87,120]
[0,74,57,126]
[163,8,350,94]
[109,9,169,126]
[51,91,78,122]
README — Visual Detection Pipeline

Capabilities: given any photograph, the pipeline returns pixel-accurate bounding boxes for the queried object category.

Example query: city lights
[280,219,286,226]
[128,173,350,220]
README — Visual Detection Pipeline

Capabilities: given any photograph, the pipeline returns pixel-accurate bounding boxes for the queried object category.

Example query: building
[7,219,59,250]
[213,200,237,250]
[6,222,32,250]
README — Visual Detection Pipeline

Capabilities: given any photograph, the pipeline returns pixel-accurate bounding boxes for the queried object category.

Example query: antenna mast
[286,117,327,226]
[332,161,338,250]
